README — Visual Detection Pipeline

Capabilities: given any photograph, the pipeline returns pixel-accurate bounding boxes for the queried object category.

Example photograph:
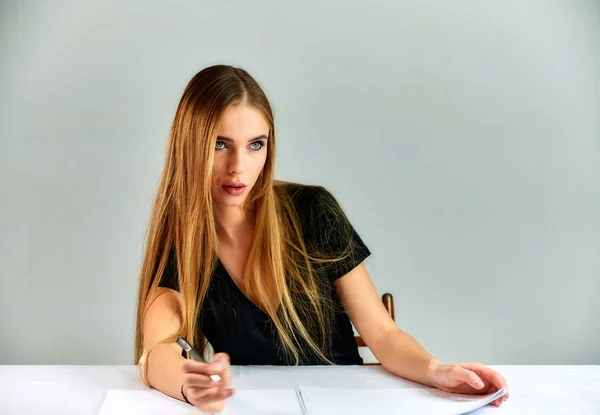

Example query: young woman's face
[211,104,269,208]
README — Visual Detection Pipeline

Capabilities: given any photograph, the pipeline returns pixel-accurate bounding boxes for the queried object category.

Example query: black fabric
[157,183,371,365]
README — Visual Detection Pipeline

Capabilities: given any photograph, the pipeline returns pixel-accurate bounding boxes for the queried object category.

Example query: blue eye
[250,141,265,150]
[215,141,225,150]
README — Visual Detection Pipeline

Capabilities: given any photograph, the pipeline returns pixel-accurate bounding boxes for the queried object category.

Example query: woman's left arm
[336,262,509,407]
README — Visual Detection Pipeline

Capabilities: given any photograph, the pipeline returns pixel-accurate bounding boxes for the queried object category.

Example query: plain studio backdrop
[0,0,598,366]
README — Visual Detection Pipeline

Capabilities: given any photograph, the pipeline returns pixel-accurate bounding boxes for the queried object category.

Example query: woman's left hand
[427,360,509,407]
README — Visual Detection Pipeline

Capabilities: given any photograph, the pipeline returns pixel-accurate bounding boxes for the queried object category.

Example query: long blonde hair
[135,65,352,384]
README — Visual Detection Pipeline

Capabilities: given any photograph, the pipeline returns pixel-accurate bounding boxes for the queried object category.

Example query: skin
[143,104,509,413]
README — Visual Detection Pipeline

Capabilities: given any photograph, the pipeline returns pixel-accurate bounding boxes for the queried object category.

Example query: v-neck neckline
[216,259,281,316]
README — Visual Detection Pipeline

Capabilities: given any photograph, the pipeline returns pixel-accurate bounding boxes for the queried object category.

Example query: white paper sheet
[220,388,303,415]
[99,388,303,415]
[298,386,506,415]
[98,390,197,415]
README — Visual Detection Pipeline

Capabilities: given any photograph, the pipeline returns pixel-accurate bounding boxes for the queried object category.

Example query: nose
[227,148,246,175]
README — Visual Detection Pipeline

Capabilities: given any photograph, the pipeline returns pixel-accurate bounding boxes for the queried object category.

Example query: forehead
[217,104,269,140]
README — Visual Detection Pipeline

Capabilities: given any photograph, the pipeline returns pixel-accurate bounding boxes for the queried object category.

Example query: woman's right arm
[142,287,232,413]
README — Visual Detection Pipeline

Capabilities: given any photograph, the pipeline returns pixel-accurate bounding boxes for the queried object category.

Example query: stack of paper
[298,386,506,415]
[98,388,303,415]
[99,386,505,415]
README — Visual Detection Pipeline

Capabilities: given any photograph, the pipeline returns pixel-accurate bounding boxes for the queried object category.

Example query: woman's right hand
[181,352,233,413]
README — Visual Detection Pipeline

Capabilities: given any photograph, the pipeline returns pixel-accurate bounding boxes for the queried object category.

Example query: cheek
[212,156,227,175]
[252,153,268,177]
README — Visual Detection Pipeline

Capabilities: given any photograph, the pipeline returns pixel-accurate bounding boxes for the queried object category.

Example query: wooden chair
[355,293,394,365]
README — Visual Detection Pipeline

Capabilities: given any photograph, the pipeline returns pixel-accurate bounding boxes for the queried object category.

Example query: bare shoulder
[147,287,182,310]
[143,287,183,343]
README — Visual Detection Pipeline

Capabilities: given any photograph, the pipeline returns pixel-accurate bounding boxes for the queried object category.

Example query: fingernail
[476,380,484,388]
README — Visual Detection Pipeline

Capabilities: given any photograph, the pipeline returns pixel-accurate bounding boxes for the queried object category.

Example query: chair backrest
[355,293,394,363]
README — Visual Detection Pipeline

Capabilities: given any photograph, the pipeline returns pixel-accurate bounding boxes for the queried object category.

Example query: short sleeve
[295,186,371,281]
[156,250,180,291]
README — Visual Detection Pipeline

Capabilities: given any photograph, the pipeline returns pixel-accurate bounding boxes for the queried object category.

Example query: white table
[0,365,598,414]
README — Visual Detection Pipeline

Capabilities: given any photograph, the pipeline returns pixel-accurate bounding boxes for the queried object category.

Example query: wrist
[181,384,192,405]
[426,357,442,387]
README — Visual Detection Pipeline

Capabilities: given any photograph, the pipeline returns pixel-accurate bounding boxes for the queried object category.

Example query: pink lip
[222,183,246,196]
[222,182,246,188]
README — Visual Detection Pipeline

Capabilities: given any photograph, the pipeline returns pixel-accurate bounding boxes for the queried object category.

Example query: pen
[176,335,222,383]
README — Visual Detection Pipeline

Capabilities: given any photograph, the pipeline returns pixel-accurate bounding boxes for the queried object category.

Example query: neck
[214,206,253,244]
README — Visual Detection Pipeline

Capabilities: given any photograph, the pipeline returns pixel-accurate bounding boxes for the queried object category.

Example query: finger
[459,363,506,390]
[212,352,229,363]
[182,361,225,387]
[489,387,510,407]
[207,387,234,402]
[189,386,233,405]
[212,353,232,387]
[183,372,219,388]
[182,360,218,377]
[211,353,230,368]
[453,367,484,390]
[187,384,224,401]
[209,354,228,373]
[186,385,219,401]
[496,395,507,406]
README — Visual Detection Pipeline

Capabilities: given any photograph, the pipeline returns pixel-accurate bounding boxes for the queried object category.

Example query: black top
[157,184,371,365]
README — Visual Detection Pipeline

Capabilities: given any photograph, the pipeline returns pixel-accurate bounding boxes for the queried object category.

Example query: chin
[215,195,246,208]
[213,184,254,209]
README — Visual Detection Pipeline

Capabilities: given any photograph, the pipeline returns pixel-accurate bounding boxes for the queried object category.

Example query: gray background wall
[1,0,598,366]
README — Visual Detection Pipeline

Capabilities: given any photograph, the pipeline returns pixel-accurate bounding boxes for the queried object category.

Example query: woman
[135,64,509,413]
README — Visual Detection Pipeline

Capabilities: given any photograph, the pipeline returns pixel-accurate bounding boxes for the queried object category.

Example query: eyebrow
[216,135,268,143]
